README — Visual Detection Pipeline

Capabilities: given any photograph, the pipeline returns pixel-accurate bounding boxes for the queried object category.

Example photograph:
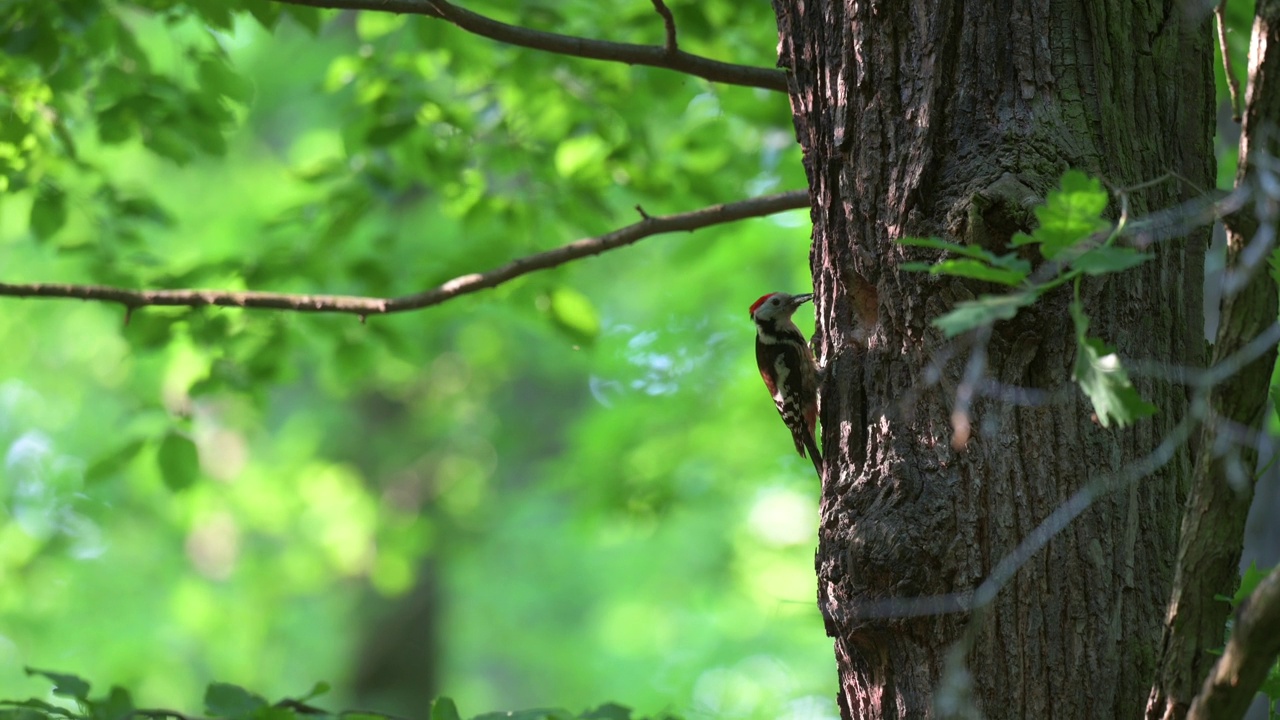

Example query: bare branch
[650,0,678,54]
[1187,564,1280,720]
[1216,0,1243,123]
[0,191,809,316]
[269,0,787,92]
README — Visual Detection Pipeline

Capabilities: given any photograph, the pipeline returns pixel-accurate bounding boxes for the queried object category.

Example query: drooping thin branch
[1186,564,1280,720]
[650,0,678,54]
[829,308,1280,626]
[0,191,809,317]
[1216,0,1243,123]
[269,0,787,92]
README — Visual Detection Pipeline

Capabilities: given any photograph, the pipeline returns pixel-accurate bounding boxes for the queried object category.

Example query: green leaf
[932,293,1036,337]
[1010,230,1037,248]
[243,0,283,29]
[198,56,254,104]
[1271,384,1280,432]
[580,704,633,719]
[365,119,416,147]
[930,258,1028,286]
[24,668,90,701]
[85,439,147,483]
[1029,170,1111,259]
[898,236,1001,263]
[429,697,461,720]
[1234,561,1270,605]
[0,698,76,719]
[91,686,134,720]
[295,682,330,703]
[157,432,200,492]
[546,287,600,344]
[1070,297,1154,426]
[204,683,267,718]
[1073,336,1156,427]
[554,135,608,179]
[1261,662,1280,701]
[988,253,1033,274]
[30,185,68,240]
[898,237,1029,284]
[356,11,407,40]
[117,195,174,226]
[1071,246,1151,275]
[281,4,323,33]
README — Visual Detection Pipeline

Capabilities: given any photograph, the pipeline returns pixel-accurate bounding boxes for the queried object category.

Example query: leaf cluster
[0,1,827,716]
[900,170,1156,427]
[2,671,682,720]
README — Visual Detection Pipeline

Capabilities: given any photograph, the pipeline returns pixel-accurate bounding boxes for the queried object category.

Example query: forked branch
[269,0,788,92]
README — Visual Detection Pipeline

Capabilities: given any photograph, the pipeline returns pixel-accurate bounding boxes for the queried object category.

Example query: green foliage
[898,237,1030,286]
[1069,302,1157,427]
[0,1,824,718]
[899,170,1156,426]
[2,672,681,720]
[156,432,200,492]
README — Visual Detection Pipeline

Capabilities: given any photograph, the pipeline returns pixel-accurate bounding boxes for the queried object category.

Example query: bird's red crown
[749,293,779,316]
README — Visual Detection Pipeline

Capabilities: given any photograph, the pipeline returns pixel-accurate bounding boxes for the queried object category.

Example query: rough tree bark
[772,2,1215,717]
[1149,1,1280,717]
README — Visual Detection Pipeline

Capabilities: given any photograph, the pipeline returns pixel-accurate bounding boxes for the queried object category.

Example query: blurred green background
[0,1,835,718]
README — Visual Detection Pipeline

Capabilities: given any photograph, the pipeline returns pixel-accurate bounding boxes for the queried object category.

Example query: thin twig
[650,0,678,54]
[828,320,1280,622]
[1216,0,1243,123]
[0,191,809,316]
[269,0,786,92]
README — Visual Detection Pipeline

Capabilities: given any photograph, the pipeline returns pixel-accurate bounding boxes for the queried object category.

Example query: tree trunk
[772,2,1214,717]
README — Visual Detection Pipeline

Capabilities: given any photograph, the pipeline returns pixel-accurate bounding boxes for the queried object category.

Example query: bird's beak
[794,293,814,307]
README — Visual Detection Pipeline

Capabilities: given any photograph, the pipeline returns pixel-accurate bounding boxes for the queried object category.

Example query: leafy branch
[268,0,788,92]
[900,170,1157,427]
[0,191,808,318]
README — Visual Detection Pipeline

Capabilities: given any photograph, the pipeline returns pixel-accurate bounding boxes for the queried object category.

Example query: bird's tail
[804,431,823,478]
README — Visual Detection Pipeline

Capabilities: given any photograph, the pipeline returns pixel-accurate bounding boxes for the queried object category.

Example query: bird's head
[749,292,813,324]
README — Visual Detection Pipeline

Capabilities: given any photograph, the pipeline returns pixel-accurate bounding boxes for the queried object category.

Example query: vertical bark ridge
[773,0,1213,716]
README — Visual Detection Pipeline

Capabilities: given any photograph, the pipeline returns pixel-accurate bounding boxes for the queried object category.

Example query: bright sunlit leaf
[1018,171,1111,259]
[547,287,601,344]
[1073,336,1157,427]
[1070,301,1155,427]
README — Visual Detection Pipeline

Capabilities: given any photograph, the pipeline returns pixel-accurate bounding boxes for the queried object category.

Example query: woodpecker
[750,292,822,477]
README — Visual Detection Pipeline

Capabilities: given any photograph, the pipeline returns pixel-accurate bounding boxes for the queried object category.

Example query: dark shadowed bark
[1149,1,1280,718]
[771,1,1216,717]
